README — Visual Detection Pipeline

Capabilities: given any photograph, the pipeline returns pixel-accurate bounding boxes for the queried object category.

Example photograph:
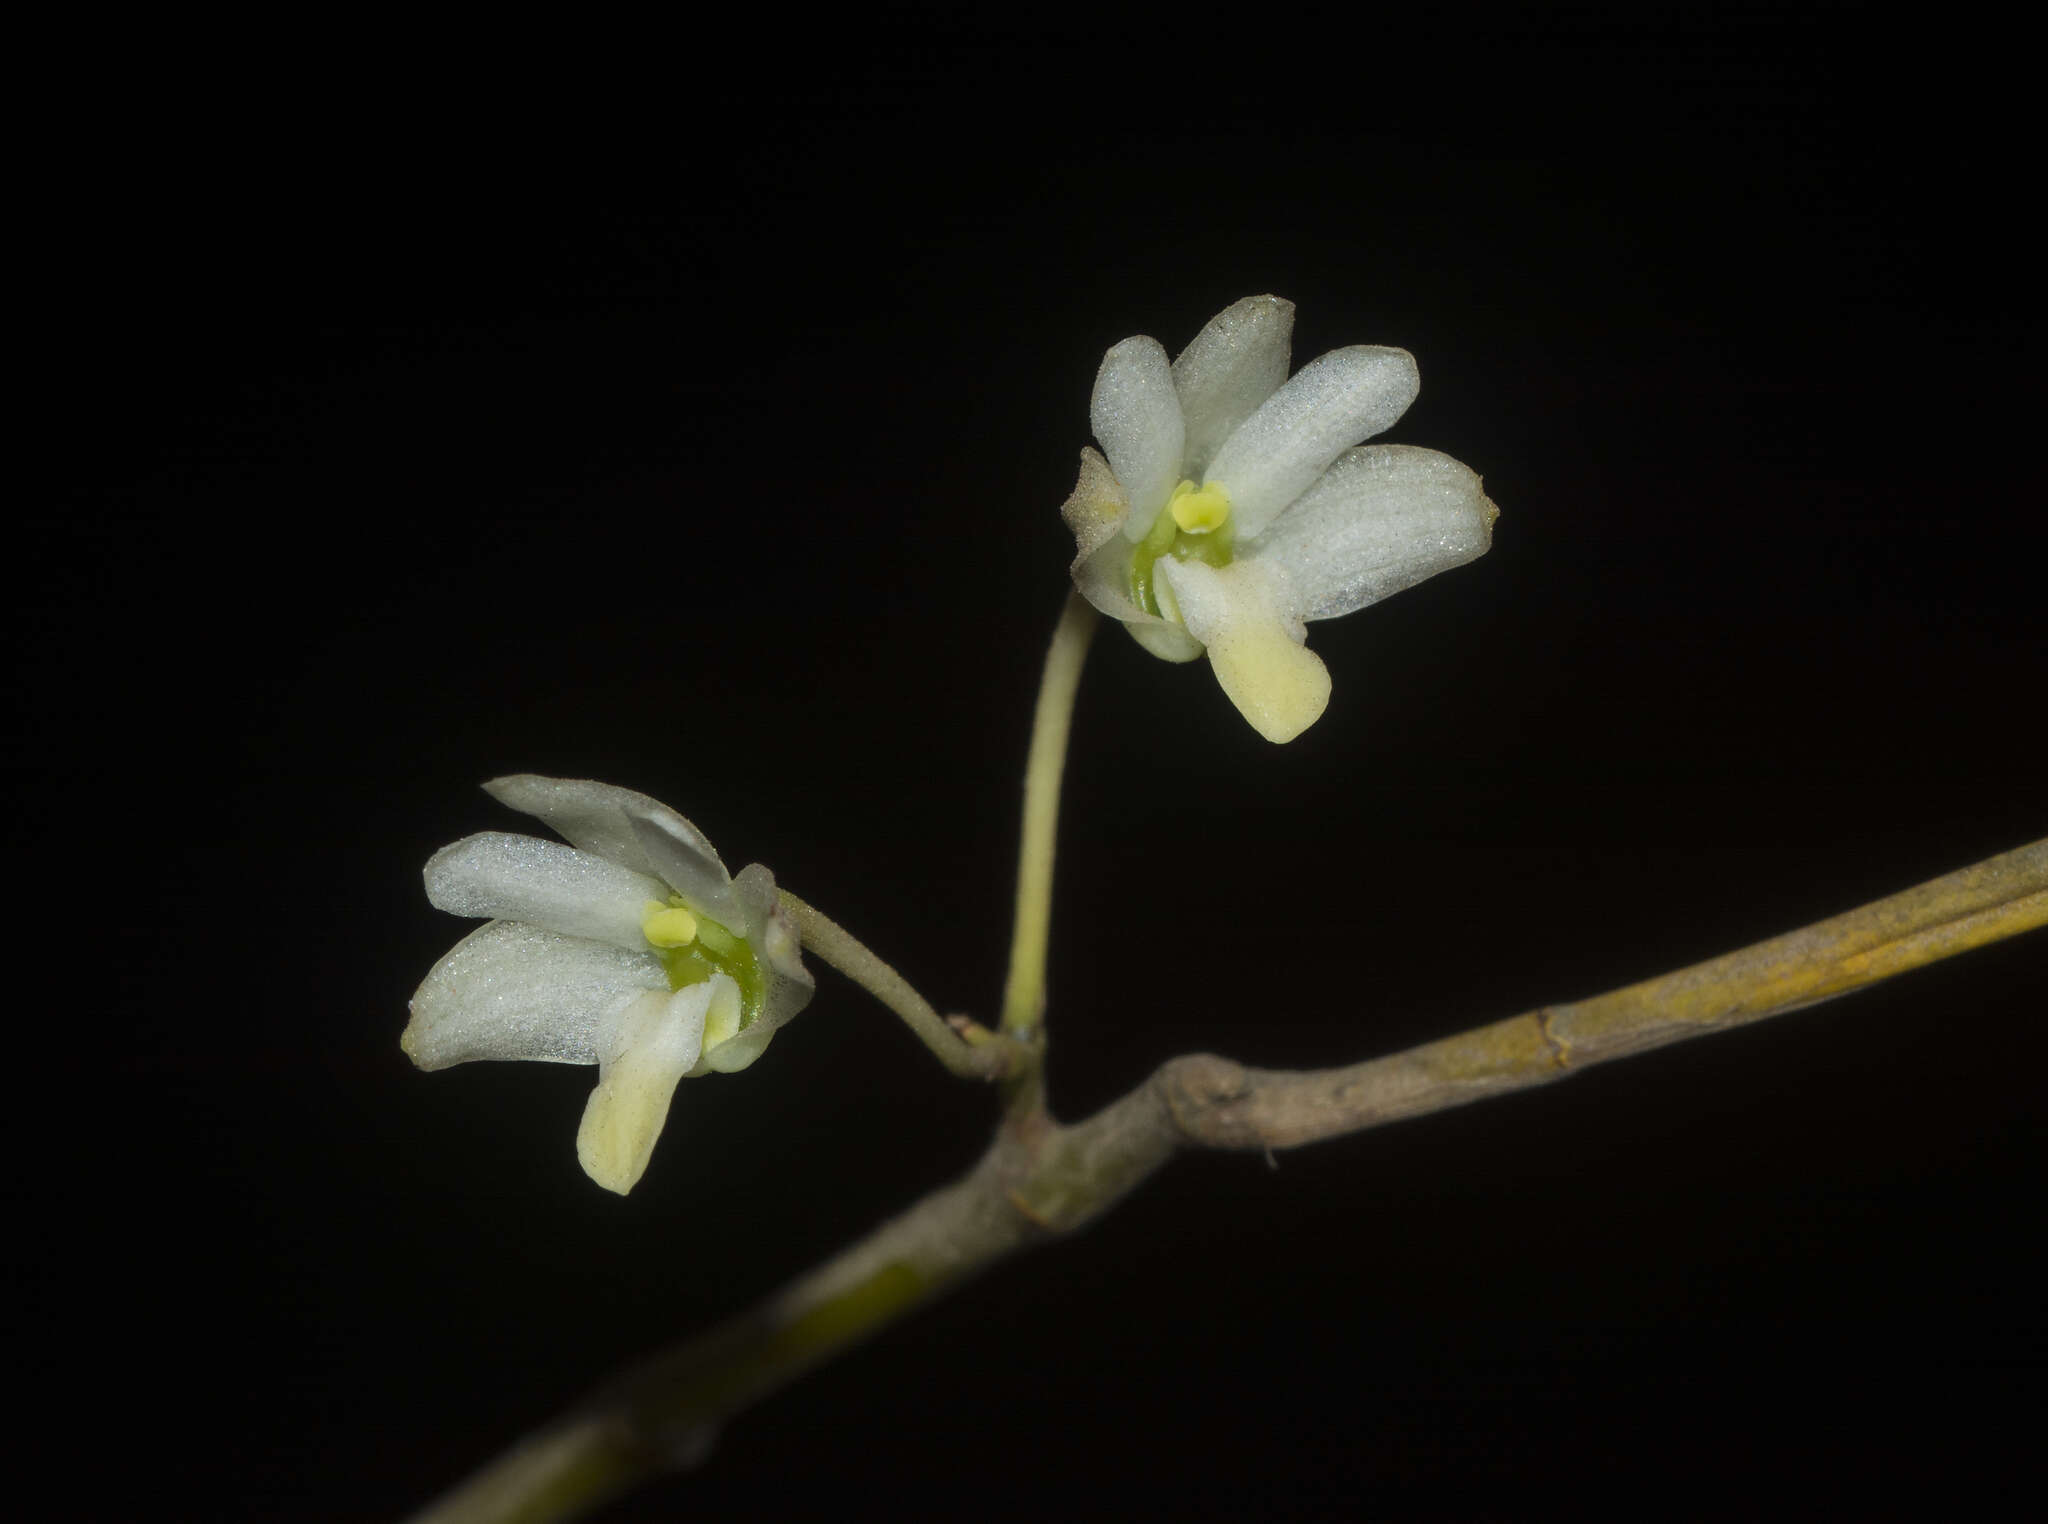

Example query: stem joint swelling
[1154,1052,1259,1147]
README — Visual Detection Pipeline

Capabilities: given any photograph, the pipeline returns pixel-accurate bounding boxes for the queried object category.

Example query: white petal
[1251,445,1498,621]
[576,981,716,1194]
[1089,336,1185,539]
[1172,295,1294,481]
[1158,558,1331,744]
[402,920,668,1070]
[482,775,741,926]
[424,832,667,950]
[1203,346,1421,539]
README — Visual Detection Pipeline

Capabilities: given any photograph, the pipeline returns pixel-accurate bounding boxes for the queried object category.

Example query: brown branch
[407,836,2047,1524]
[1151,836,2048,1151]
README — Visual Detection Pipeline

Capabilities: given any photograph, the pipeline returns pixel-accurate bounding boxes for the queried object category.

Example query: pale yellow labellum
[1161,557,1332,744]
[1205,613,1331,743]
[576,986,710,1194]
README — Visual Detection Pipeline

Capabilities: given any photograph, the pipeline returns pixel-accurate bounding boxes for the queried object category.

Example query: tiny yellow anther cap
[1169,481,1231,534]
[642,901,700,948]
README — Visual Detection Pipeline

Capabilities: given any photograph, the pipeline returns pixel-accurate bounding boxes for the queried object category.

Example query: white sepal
[1171,294,1294,481]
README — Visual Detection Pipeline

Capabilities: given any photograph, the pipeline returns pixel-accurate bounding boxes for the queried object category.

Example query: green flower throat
[1130,479,1236,617]
[641,896,766,1032]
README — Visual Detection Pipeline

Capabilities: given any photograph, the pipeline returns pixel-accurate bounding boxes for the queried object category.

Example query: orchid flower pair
[405,297,1497,1191]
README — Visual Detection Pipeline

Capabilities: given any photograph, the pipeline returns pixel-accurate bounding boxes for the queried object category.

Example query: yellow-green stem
[1000,590,1099,1038]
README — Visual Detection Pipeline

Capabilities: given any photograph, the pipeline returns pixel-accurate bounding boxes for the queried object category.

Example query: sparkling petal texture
[1203,345,1421,538]
[1159,558,1331,743]
[576,981,717,1194]
[1171,294,1294,481]
[423,832,667,951]
[1090,336,1185,539]
[403,920,668,1070]
[1252,445,1498,622]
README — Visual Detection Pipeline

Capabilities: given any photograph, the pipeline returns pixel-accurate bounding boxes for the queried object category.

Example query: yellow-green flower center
[640,896,766,1037]
[1130,479,1236,616]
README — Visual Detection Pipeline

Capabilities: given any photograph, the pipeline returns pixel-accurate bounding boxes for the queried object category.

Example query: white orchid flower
[1061,294,1498,743]
[402,775,813,1195]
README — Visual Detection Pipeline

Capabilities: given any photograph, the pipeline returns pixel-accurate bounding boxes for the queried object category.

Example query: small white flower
[1062,295,1498,742]
[402,775,813,1195]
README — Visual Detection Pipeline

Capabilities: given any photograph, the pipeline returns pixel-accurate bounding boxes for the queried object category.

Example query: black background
[19,10,2045,1520]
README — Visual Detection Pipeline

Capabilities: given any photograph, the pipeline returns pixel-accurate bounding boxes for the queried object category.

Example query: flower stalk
[999,589,1099,1040]
[776,889,1017,1081]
